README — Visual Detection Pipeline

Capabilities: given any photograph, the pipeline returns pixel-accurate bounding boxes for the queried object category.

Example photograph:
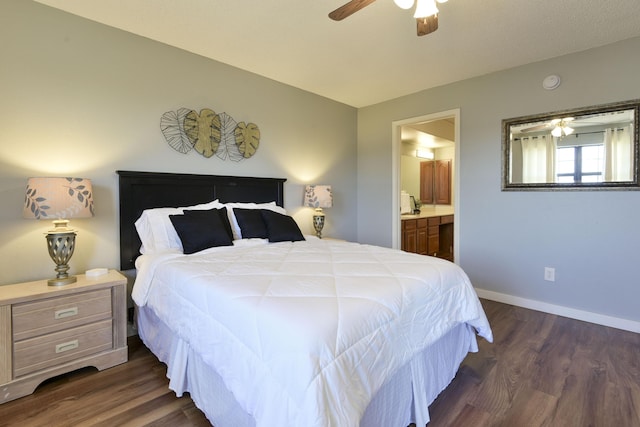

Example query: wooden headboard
[117,171,286,270]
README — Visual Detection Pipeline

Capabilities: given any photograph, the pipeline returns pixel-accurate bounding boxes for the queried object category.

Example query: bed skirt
[137,304,477,427]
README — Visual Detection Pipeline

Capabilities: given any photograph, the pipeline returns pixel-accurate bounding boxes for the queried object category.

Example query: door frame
[391,109,461,261]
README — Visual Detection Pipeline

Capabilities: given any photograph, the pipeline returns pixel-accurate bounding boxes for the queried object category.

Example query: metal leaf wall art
[161,108,260,161]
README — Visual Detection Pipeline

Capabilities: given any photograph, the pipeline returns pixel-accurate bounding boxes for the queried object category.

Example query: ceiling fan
[329,0,448,36]
[520,118,576,137]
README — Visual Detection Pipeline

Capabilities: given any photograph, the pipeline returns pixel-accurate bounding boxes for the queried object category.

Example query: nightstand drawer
[13,319,113,378]
[12,289,112,341]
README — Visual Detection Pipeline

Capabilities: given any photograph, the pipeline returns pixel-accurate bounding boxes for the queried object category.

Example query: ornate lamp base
[48,275,77,286]
[313,209,326,239]
[46,221,77,286]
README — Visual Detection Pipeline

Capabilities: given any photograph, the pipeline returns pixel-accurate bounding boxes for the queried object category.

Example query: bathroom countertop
[400,206,454,220]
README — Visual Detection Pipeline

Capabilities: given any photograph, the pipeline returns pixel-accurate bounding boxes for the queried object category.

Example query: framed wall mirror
[502,99,640,191]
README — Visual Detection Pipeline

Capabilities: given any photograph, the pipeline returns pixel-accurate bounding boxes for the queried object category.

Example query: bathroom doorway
[391,109,460,260]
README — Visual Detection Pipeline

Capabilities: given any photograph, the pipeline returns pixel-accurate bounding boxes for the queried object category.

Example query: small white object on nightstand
[86,267,109,277]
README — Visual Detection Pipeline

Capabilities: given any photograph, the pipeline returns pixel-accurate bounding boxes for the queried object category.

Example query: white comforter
[133,238,492,427]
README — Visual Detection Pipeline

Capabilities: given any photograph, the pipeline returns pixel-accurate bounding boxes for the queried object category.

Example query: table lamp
[23,177,94,286]
[304,185,333,238]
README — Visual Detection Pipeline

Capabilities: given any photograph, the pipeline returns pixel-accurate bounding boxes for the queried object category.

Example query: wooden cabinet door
[427,217,440,256]
[439,222,454,261]
[434,160,451,205]
[403,230,417,253]
[416,218,428,254]
[401,219,417,253]
[420,161,434,204]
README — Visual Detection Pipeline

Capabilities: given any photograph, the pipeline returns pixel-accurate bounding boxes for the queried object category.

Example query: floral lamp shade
[23,177,94,220]
[304,185,333,210]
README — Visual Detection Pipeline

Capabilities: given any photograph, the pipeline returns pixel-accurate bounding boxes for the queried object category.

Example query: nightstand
[0,270,128,403]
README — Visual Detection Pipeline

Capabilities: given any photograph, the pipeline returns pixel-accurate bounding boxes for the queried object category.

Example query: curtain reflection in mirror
[604,125,633,181]
[521,134,555,183]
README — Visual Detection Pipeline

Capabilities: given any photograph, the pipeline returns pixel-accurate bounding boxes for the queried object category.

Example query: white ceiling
[34,0,640,108]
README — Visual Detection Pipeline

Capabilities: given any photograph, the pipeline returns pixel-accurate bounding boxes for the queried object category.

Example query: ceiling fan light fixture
[551,123,574,137]
[394,0,415,9]
[414,0,438,18]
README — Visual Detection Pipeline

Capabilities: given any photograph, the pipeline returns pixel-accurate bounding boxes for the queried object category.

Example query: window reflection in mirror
[502,100,640,190]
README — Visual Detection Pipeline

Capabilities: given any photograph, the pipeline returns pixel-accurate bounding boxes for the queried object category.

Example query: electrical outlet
[544,267,555,282]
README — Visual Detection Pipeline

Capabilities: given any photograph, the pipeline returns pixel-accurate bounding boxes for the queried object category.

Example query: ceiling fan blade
[520,123,552,133]
[417,14,438,36]
[329,0,377,21]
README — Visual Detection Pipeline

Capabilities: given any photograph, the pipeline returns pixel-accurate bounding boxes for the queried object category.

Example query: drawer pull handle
[54,307,78,319]
[55,340,79,353]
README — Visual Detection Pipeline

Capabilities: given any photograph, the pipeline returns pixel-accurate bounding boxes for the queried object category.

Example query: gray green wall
[358,36,640,328]
[0,0,357,285]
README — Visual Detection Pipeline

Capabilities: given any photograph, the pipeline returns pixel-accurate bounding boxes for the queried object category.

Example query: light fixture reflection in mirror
[502,99,640,191]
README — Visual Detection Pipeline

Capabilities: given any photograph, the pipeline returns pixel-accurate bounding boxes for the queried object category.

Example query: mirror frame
[502,99,640,191]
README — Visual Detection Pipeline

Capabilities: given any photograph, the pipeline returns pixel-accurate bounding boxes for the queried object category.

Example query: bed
[118,170,492,427]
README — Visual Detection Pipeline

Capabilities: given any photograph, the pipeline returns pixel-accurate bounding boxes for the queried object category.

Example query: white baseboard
[475,288,640,334]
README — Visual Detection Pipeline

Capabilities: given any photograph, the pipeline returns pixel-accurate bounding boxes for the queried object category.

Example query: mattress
[133,238,492,426]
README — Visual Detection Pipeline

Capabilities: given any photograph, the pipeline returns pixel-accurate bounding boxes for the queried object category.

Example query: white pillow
[135,199,223,254]
[224,201,287,240]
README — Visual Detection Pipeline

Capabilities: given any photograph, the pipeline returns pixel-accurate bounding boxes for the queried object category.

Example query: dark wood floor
[1,299,639,426]
[428,300,640,426]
